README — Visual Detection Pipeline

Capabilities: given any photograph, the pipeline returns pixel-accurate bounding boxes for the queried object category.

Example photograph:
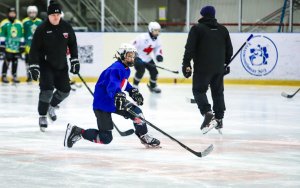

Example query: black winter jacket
[183,17,233,74]
[29,19,78,70]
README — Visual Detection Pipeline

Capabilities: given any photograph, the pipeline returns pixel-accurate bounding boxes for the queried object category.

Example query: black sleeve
[225,29,233,65]
[29,26,43,66]
[67,25,78,59]
[182,25,198,66]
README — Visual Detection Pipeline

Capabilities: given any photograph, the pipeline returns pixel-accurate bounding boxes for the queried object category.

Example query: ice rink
[0,83,299,188]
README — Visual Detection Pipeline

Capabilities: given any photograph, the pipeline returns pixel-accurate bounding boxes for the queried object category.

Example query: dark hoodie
[29,18,78,70]
[183,17,233,74]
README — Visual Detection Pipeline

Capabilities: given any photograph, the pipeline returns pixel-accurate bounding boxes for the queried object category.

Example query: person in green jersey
[22,6,42,83]
[0,7,25,83]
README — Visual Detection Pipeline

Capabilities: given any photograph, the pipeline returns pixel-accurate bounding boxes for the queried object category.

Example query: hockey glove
[182,64,192,78]
[0,45,5,53]
[70,58,80,74]
[129,88,144,106]
[0,52,5,60]
[28,64,40,81]
[115,92,126,111]
[156,55,163,62]
[19,46,25,54]
[224,66,230,76]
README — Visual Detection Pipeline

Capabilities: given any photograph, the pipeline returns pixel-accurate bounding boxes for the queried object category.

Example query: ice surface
[0,83,300,188]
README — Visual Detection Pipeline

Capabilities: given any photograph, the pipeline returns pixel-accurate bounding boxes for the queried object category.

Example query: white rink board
[14,33,300,80]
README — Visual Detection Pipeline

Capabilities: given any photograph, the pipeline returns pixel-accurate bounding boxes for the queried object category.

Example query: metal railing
[243,0,300,32]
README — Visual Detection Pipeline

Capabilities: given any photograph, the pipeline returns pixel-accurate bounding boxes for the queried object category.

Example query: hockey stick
[148,63,179,74]
[77,73,135,136]
[281,88,300,98]
[125,103,213,157]
[225,34,254,69]
[188,34,254,104]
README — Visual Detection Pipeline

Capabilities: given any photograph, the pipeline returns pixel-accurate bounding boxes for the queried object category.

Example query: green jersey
[22,17,42,54]
[0,18,24,53]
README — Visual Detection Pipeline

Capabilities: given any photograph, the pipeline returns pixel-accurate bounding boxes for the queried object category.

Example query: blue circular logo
[240,35,278,76]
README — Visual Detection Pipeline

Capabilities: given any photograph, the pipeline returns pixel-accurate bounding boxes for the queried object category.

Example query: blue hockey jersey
[93,60,133,112]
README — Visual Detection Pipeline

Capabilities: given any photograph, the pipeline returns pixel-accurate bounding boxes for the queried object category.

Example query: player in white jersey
[132,22,163,93]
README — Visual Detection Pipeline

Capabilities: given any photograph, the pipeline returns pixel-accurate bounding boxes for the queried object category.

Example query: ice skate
[147,84,161,93]
[12,76,20,84]
[137,133,161,148]
[64,124,83,148]
[215,119,223,134]
[48,105,57,121]
[26,77,32,84]
[39,116,48,132]
[200,111,217,134]
[1,75,9,84]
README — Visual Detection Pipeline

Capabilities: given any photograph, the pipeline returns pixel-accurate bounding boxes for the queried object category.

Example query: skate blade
[217,128,223,135]
[143,144,162,149]
[64,124,72,147]
[202,120,218,134]
[40,127,46,132]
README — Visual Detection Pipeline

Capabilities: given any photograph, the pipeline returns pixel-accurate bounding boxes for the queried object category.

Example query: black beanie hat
[47,0,61,15]
[200,6,216,18]
[7,7,16,14]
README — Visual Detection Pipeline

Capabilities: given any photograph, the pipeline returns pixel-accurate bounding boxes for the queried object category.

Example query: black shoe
[137,133,160,148]
[12,76,20,84]
[215,119,223,129]
[1,76,9,84]
[215,119,223,134]
[200,111,214,129]
[147,84,161,93]
[64,124,83,148]
[39,116,48,132]
[200,111,217,134]
[26,77,32,83]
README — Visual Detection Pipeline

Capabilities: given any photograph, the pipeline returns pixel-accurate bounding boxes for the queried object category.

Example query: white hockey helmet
[27,6,38,14]
[148,22,161,33]
[117,43,137,60]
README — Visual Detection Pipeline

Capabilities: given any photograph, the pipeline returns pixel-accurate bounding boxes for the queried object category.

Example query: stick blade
[281,92,292,98]
[195,144,214,157]
[120,129,135,136]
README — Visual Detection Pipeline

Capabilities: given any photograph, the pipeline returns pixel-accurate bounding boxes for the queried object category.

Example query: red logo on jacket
[63,33,69,39]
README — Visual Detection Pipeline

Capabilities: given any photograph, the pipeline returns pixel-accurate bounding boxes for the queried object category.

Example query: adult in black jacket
[182,6,233,134]
[28,1,80,132]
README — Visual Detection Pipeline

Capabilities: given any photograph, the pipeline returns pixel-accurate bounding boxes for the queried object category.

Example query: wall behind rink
[15,32,300,85]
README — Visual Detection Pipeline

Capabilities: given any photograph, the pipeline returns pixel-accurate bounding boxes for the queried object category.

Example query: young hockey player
[28,1,79,132]
[0,7,25,84]
[22,5,43,83]
[132,22,163,93]
[64,43,160,148]
[182,6,233,134]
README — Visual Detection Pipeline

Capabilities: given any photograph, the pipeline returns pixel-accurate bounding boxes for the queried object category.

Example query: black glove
[224,66,230,76]
[28,64,40,81]
[156,55,163,62]
[115,92,126,111]
[0,45,5,53]
[70,58,80,74]
[19,46,25,54]
[0,52,5,60]
[182,64,192,78]
[129,88,144,106]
